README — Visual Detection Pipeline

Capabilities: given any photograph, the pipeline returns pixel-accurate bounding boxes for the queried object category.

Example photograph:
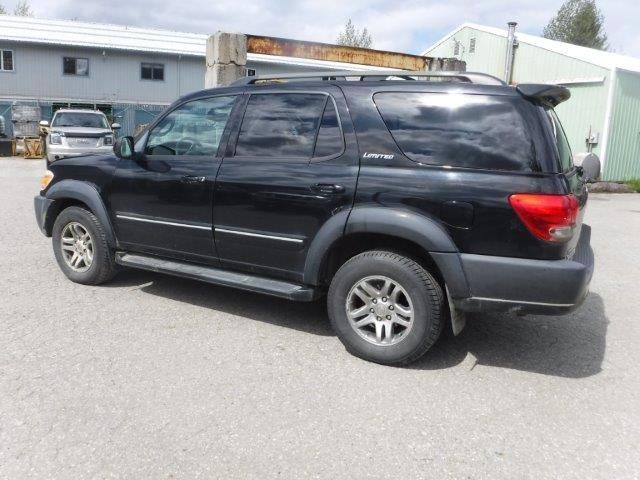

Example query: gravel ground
[1,157,639,479]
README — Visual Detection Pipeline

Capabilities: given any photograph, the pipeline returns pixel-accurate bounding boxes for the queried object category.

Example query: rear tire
[327,251,444,366]
[52,206,117,285]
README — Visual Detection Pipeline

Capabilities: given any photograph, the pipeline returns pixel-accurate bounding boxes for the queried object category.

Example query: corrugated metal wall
[605,70,640,180]
[0,42,205,104]
[427,27,507,76]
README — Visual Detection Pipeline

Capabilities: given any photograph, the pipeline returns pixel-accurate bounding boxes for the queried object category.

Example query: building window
[453,41,460,56]
[63,57,89,76]
[469,38,476,53]
[141,62,164,81]
[246,68,256,77]
[1,49,14,71]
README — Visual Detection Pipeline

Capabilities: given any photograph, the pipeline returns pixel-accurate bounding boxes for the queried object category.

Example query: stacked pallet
[11,105,43,159]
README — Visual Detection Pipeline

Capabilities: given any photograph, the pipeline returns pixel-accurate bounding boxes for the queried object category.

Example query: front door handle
[311,183,345,194]
[181,175,206,184]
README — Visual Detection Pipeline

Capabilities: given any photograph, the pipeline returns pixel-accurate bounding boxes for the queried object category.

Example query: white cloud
[11,0,640,57]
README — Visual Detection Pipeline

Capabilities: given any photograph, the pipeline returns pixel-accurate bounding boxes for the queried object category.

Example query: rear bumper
[446,225,594,315]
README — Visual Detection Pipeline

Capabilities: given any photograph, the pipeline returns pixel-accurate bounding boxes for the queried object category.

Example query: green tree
[13,0,33,16]
[0,3,7,14]
[337,18,373,48]
[543,0,608,50]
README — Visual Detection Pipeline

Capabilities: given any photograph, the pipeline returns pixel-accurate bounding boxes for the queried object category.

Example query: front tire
[52,206,117,285]
[328,251,444,366]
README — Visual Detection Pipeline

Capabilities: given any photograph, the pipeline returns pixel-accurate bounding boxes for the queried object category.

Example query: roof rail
[231,70,507,86]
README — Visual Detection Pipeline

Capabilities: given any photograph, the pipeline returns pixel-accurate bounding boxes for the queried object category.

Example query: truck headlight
[50,133,63,145]
[104,134,114,146]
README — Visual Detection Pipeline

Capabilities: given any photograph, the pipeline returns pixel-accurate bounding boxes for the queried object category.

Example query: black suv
[34,71,598,365]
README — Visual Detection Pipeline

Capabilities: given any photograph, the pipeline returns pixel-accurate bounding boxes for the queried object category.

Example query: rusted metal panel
[247,35,429,70]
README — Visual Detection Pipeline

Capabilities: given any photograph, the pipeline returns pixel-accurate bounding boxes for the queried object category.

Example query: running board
[115,252,320,301]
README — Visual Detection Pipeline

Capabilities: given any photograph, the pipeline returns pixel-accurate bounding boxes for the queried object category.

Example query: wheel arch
[44,180,117,247]
[304,206,467,296]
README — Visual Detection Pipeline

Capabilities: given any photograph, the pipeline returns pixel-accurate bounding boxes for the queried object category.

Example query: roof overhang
[421,22,640,74]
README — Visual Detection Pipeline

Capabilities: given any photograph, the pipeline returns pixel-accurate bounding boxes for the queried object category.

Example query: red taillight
[509,194,579,242]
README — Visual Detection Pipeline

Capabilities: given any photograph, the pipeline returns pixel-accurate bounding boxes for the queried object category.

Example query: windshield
[52,112,109,129]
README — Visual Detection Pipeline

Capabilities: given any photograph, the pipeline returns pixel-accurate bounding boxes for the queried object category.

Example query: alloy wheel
[60,222,94,272]
[345,275,415,346]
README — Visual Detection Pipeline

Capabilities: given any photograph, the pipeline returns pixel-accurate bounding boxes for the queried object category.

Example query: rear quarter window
[374,92,540,172]
[545,108,574,172]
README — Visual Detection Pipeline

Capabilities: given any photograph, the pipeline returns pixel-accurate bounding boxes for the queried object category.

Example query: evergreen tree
[337,19,373,48]
[543,0,608,50]
[13,0,33,16]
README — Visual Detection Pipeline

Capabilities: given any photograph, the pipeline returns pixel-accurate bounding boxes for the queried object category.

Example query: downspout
[503,21,517,84]
[599,67,617,178]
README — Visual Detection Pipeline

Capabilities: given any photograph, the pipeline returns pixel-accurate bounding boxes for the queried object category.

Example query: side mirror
[39,120,49,127]
[574,152,601,183]
[114,136,135,159]
[111,122,121,130]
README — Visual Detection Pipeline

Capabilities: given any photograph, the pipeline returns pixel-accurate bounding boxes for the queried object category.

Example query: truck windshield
[52,112,109,129]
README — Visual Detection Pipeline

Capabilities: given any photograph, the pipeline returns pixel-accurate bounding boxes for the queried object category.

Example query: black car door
[109,94,238,264]
[213,87,359,282]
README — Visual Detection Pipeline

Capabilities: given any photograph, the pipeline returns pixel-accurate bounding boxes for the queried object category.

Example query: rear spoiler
[516,84,571,107]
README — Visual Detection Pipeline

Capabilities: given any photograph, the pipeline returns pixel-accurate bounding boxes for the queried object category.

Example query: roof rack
[231,70,506,86]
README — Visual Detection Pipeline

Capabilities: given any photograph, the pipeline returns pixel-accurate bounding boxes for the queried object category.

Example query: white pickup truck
[40,109,120,164]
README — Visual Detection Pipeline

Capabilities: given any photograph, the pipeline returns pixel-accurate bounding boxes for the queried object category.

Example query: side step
[115,252,320,302]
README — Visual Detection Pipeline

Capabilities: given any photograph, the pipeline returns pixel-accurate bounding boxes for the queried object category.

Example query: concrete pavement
[1,158,638,479]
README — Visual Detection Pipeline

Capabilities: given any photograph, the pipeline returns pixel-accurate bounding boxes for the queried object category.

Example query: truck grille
[67,137,100,147]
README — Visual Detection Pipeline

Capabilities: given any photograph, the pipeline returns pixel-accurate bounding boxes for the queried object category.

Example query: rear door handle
[311,183,345,194]
[181,175,206,184]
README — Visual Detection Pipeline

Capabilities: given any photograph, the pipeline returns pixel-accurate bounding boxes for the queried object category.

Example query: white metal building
[0,16,384,136]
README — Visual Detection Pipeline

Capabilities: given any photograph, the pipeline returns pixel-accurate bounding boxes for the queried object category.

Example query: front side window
[374,92,539,172]
[52,112,109,128]
[141,63,164,81]
[63,57,89,76]
[546,108,574,172]
[145,96,236,156]
[235,93,328,158]
[1,49,14,71]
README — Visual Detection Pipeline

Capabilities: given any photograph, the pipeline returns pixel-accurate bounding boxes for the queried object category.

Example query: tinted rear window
[374,92,539,172]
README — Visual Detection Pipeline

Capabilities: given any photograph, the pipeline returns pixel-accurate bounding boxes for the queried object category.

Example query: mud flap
[446,285,466,336]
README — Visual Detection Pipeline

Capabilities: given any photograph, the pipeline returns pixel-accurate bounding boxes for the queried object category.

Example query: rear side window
[374,92,539,172]
[546,108,573,172]
[235,93,326,158]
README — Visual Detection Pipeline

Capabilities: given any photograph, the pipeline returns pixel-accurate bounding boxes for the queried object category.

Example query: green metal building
[423,23,640,181]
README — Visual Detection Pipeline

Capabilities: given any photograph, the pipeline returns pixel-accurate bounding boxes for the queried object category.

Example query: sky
[5,0,640,57]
